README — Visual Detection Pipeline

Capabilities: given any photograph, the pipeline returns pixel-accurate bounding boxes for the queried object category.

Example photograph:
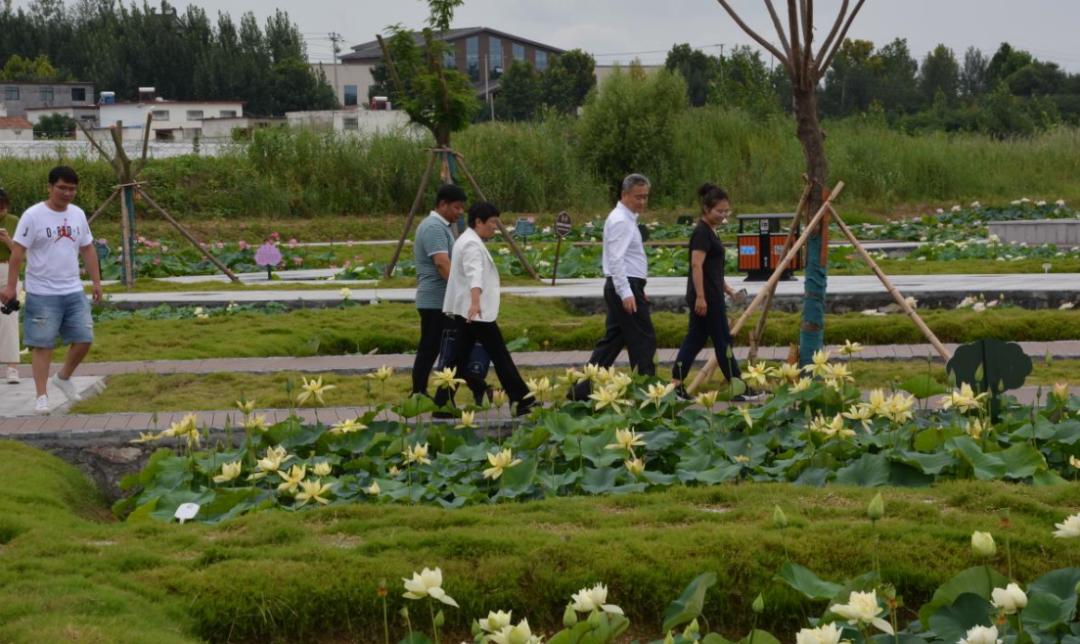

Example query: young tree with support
[712,0,868,365]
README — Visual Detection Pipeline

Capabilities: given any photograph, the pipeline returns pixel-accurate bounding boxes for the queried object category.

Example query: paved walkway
[1,340,1077,429]
[98,273,1080,307]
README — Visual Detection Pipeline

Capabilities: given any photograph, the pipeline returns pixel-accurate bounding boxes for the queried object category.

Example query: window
[535,50,548,72]
[3,87,18,100]
[219,110,237,118]
[342,117,359,131]
[443,48,456,70]
[71,87,87,102]
[512,43,525,61]
[466,36,480,81]
[151,109,170,121]
[39,86,54,103]
[489,38,503,79]
[343,84,358,106]
[186,109,204,120]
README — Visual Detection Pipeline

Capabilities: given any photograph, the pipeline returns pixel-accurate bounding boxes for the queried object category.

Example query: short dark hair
[0,188,8,209]
[697,182,730,211]
[468,202,500,228]
[49,166,79,185]
[435,183,467,208]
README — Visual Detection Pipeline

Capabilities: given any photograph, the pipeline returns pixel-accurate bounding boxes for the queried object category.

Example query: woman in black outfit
[671,183,746,399]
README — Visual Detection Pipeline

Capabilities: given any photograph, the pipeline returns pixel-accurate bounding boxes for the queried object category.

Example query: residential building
[0,80,95,117]
[24,105,99,130]
[0,116,34,141]
[285,107,412,136]
[200,116,285,141]
[96,89,244,141]
[338,27,565,104]
[308,63,377,109]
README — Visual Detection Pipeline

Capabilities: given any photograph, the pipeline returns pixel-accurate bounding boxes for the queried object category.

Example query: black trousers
[570,277,656,399]
[671,299,742,382]
[434,316,528,407]
[412,308,448,395]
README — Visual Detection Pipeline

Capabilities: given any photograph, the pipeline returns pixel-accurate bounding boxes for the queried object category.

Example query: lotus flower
[431,367,466,391]
[276,464,307,493]
[368,365,394,382]
[829,590,894,634]
[958,625,1001,644]
[403,442,432,466]
[990,583,1027,614]
[795,622,843,644]
[296,376,336,406]
[212,461,242,484]
[402,567,459,607]
[606,428,645,452]
[329,417,366,435]
[295,479,332,506]
[570,583,623,615]
[483,448,522,480]
[1053,512,1080,538]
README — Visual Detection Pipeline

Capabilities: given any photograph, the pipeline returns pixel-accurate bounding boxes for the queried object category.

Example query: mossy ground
[2,441,1078,643]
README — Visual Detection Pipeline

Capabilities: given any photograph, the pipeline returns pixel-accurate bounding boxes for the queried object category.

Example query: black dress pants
[434,315,528,407]
[569,277,656,400]
[671,299,742,382]
[412,308,448,395]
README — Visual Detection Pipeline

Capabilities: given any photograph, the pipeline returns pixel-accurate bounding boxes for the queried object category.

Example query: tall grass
[1,111,1079,218]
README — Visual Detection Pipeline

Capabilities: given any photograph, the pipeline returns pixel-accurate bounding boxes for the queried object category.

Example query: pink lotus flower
[270,231,281,242]
[288,238,299,249]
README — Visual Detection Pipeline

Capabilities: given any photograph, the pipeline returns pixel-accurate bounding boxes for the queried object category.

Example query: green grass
[53,299,1080,364]
[2,441,1077,642]
[69,359,1080,415]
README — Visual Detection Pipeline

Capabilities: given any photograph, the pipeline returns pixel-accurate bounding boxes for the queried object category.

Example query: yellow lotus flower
[590,384,629,414]
[606,428,646,452]
[941,382,988,414]
[562,367,586,387]
[842,404,874,431]
[402,567,459,607]
[388,465,401,477]
[295,478,332,506]
[296,376,336,406]
[235,399,256,416]
[368,365,394,382]
[403,442,431,465]
[867,388,889,417]
[483,448,523,480]
[1052,382,1070,402]
[366,481,381,495]
[524,376,554,401]
[592,366,614,386]
[329,417,366,435]
[966,418,986,440]
[790,377,812,393]
[245,414,268,432]
[339,287,352,300]
[624,457,645,476]
[639,382,675,407]
[163,413,201,448]
[804,349,832,377]
[744,362,770,389]
[694,390,719,409]
[213,460,242,484]
[277,464,307,493]
[839,340,864,356]
[773,362,802,384]
[431,367,466,391]
[739,406,753,428]
[1070,455,1080,470]
[609,371,633,392]
[491,389,509,408]
[822,362,854,385]
[131,431,162,444]
[313,461,333,477]
[250,445,289,480]
[455,410,477,429]
[884,392,915,424]
[581,363,602,382]
[810,414,854,440]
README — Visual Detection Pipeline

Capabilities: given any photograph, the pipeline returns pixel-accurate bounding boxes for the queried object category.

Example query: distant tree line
[659,38,1080,138]
[0,0,336,116]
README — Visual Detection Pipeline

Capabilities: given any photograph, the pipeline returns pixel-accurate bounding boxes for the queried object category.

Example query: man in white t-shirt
[0,166,103,414]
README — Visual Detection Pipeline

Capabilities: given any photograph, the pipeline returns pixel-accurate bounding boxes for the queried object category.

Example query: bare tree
[714,0,867,364]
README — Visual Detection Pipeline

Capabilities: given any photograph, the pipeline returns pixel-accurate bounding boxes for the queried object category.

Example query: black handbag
[437,328,491,382]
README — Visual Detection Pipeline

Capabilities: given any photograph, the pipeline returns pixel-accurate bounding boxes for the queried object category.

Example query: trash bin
[736,213,801,281]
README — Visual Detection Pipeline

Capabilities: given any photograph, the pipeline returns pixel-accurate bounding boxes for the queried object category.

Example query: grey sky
[15,0,1080,72]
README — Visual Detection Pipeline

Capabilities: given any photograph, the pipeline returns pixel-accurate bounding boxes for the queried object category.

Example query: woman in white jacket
[436,202,534,417]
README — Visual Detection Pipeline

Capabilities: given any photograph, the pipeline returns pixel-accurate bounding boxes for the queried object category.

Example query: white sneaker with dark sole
[50,374,82,402]
[6,367,18,384]
[34,395,50,415]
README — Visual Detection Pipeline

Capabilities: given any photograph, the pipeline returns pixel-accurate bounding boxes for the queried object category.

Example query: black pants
[671,299,742,382]
[570,277,656,399]
[412,308,447,395]
[434,316,528,407]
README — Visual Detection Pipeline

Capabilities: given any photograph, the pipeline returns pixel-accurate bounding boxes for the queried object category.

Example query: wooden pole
[135,112,153,176]
[687,181,845,393]
[383,149,438,279]
[747,183,812,362]
[452,151,540,280]
[86,189,119,226]
[828,204,951,361]
[119,185,136,288]
[550,236,563,286]
[137,189,240,283]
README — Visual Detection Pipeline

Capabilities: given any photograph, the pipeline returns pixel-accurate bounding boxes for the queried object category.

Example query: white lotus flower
[480,609,513,633]
[959,625,1001,644]
[570,583,623,615]
[795,622,844,644]
[402,567,459,607]
[1053,512,1080,538]
[990,583,1027,614]
[830,590,894,635]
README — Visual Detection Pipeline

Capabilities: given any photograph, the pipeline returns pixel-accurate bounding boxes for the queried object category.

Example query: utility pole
[719,43,725,87]
[328,32,343,104]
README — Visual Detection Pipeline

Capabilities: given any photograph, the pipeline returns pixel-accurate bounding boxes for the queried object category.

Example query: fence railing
[0,140,237,159]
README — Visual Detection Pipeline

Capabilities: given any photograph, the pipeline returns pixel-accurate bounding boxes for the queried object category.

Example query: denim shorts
[23,291,94,348]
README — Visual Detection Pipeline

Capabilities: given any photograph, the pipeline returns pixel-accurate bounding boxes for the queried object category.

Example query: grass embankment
[62,299,1080,363]
[1,441,1077,643]
[69,359,1080,415]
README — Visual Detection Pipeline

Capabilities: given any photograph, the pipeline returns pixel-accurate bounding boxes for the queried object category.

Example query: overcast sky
[15,0,1080,71]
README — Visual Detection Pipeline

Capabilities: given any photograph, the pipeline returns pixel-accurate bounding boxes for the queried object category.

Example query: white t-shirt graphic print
[14,201,93,295]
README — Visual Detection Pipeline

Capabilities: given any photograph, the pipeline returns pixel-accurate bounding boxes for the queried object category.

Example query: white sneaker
[50,374,81,402]
[5,367,17,384]
[35,395,49,415]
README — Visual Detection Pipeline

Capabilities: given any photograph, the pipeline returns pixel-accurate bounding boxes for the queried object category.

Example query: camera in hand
[0,299,19,315]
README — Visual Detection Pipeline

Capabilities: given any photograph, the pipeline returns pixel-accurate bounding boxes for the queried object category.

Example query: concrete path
[98,273,1080,308]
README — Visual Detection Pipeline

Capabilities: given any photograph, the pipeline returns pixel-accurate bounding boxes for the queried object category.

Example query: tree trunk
[792,83,829,366]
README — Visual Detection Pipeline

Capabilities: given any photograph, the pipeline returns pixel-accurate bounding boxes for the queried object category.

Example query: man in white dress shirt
[569,174,656,400]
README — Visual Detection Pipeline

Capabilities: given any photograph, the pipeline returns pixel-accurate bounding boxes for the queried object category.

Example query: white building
[200,116,285,141]
[96,89,244,142]
[24,105,99,129]
[284,107,412,136]
[309,63,377,109]
[0,116,34,141]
